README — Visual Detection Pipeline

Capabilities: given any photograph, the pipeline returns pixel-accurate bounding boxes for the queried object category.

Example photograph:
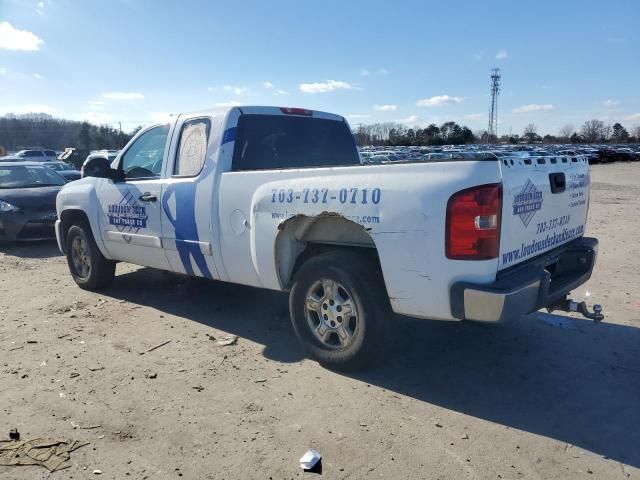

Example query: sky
[0,0,639,135]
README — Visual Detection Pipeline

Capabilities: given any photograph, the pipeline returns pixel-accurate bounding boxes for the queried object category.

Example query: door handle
[549,173,566,194]
[138,193,157,202]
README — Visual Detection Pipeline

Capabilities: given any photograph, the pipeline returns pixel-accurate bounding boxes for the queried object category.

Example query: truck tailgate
[499,156,590,270]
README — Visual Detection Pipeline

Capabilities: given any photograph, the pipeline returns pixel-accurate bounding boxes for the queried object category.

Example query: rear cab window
[231,114,359,171]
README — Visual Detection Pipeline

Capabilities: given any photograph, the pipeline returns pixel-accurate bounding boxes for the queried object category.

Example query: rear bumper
[450,237,598,322]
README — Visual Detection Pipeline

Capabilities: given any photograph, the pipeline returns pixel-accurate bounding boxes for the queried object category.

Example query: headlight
[0,200,20,212]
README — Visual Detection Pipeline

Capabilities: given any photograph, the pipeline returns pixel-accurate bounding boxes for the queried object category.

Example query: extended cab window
[232,114,359,171]
[121,125,169,180]
[173,118,210,177]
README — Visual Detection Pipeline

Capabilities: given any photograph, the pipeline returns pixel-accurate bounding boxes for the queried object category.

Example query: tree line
[0,113,141,153]
[505,120,640,145]
[1,112,638,151]
[354,119,640,146]
[354,122,475,146]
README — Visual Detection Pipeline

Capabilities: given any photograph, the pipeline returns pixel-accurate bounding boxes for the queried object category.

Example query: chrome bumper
[451,237,598,322]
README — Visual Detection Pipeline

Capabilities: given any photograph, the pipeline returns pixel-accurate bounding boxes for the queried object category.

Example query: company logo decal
[107,191,148,233]
[513,179,543,227]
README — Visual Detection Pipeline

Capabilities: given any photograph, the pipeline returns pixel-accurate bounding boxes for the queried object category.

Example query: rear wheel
[66,223,115,290]
[289,250,389,370]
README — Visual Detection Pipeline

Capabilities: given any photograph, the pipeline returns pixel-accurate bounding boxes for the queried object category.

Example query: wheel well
[59,210,90,252]
[274,214,382,289]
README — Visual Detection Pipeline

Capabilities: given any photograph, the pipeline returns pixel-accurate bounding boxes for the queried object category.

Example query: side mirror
[82,157,117,179]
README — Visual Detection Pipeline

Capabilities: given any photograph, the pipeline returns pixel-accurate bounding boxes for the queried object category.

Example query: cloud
[0,67,6,75]
[416,95,464,107]
[214,100,241,108]
[625,113,640,121]
[473,52,483,61]
[378,68,389,75]
[373,104,397,112]
[1,104,55,115]
[397,115,420,125]
[360,69,370,76]
[88,100,105,110]
[496,49,508,60]
[75,111,114,124]
[101,91,144,100]
[602,99,621,108]
[513,104,555,113]
[299,80,353,94]
[274,89,289,95]
[0,22,44,51]
[347,114,371,119]
[33,73,42,79]
[224,85,248,95]
[148,112,172,123]
[463,113,484,120]
[262,81,274,89]
[207,86,217,92]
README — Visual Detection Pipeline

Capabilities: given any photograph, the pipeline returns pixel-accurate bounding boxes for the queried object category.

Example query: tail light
[446,184,502,260]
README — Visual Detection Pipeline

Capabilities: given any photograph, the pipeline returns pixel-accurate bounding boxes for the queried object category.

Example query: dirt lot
[1,163,639,479]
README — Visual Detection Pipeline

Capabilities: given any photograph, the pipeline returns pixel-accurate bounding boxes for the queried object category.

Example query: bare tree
[523,123,538,143]
[581,119,605,143]
[558,124,574,140]
[633,125,640,140]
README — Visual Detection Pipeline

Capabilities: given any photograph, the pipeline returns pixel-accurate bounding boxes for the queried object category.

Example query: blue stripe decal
[221,127,236,145]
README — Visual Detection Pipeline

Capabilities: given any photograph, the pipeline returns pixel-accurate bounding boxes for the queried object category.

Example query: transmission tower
[488,68,501,141]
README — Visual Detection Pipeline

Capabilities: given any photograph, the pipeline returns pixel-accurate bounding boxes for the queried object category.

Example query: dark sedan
[0,162,66,241]
[42,161,82,181]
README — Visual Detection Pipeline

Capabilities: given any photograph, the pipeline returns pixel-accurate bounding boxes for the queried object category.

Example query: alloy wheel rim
[304,278,358,350]
[71,236,91,278]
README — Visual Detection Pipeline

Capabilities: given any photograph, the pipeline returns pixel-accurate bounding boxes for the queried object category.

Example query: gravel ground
[1,163,639,479]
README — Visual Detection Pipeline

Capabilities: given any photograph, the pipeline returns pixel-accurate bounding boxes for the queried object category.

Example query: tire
[289,250,389,371]
[66,223,115,290]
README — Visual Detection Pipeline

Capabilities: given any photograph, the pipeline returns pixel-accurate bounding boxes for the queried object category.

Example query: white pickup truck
[55,106,600,369]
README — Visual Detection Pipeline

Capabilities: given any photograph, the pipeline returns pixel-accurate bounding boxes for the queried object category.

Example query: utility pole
[118,121,123,148]
[488,68,501,142]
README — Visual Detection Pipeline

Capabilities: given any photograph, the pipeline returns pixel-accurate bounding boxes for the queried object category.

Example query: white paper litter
[299,448,322,470]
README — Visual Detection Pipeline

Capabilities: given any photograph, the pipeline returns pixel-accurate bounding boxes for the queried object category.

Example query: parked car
[42,161,82,181]
[56,106,599,370]
[0,162,66,241]
[1,148,58,162]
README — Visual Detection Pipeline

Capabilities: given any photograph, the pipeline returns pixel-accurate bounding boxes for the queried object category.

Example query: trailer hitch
[547,298,604,322]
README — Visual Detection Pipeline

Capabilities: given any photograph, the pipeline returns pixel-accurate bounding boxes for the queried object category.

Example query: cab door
[96,124,172,270]
[160,116,219,279]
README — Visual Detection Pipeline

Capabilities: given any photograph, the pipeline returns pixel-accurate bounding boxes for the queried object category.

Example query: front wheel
[66,223,115,290]
[289,250,389,371]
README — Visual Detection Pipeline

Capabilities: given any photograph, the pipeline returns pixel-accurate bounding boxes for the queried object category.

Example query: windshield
[0,165,66,188]
[45,162,73,171]
[45,162,67,171]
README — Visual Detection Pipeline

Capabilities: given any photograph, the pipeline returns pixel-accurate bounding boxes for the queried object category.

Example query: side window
[121,125,170,180]
[173,118,210,177]
[24,150,44,158]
